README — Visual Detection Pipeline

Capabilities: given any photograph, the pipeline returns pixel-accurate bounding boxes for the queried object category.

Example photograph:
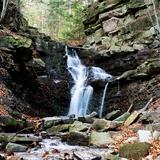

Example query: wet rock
[105,110,121,120]
[78,112,98,123]
[92,119,121,131]
[114,112,130,122]
[6,143,27,152]
[119,142,151,159]
[0,116,25,131]
[46,124,71,133]
[0,133,41,143]
[74,150,101,160]
[89,131,113,147]
[69,121,89,132]
[43,116,74,129]
[138,130,152,142]
[67,131,89,146]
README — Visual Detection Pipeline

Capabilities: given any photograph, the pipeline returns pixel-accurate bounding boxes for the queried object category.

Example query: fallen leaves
[0,105,10,116]
[149,140,160,159]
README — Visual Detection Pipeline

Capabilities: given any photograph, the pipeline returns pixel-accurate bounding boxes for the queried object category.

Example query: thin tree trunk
[0,0,9,23]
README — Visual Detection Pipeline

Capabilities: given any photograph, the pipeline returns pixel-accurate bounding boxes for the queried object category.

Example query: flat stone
[102,17,119,33]
[105,110,121,120]
[90,131,114,147]
[69,121,89,132]
[0,133,41,143]
[67,131,89,146]
[46,124,71,133]
[6,143,27,152]
[114,112,130,122]
[124,111,141,126]
[43,116,74,129]
[92,119,121,131]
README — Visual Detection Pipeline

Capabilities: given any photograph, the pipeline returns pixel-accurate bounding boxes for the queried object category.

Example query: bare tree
[0,0,9,23]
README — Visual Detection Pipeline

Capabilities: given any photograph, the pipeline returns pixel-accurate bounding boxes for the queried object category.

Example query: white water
[66,47,112,117]
[15,138,107,160]
[99,83,109,117]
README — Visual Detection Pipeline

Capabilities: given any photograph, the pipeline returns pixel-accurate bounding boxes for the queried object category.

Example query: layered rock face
[83,0,160,113]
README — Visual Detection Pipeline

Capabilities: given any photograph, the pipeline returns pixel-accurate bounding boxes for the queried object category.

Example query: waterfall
[66,47,112,117]
[99,83,108,118]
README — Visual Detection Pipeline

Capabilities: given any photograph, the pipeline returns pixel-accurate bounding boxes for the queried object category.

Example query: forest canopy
[20,0,96,44]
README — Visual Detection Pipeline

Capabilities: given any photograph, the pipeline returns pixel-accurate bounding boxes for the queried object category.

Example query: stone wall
[83,0,160,114]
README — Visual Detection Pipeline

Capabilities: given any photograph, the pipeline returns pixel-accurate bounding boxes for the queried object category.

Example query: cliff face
[0,0,69,117]
[83,0,160,113]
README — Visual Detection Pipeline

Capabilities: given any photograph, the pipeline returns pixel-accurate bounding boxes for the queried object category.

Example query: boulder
[0,133,41,143]
[105,110,121,120]
[0,116,25,131]
[6,143,27,152]
[43,116,74,129]
[69,121,89,132]
[46,124,71,133]
[92,119,121,131]
[114,112,130,122]
[67,131,89,146]
[119,142,151,159]
[89,131,114,147]
[140,110,160,124]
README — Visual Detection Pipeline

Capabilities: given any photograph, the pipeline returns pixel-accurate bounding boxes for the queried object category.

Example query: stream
[3,137,108,160]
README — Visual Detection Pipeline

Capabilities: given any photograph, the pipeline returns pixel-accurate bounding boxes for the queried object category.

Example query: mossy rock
[0,35,32,49]
[119,142,151,159]
[46,124,71,133]
[0,116,25,129]
[69,121,89,132]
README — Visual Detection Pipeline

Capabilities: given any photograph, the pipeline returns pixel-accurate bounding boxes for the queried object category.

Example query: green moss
[0,35,32,49]
[119,142,151,159]
[46,124,71,133]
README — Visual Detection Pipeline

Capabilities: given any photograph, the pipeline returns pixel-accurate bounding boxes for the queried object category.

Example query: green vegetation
[20,0,91,44]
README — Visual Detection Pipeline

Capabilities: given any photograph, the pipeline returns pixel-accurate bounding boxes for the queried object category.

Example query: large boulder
[119,142,151,159]
[69,121,90,132]
[92,119,121,131]
[89,131,114,147]
[6,143,27,152]
[67,131,89,146]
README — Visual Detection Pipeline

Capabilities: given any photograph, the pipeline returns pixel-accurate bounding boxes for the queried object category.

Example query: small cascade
[66,46,112,117]
[99,83,108,118]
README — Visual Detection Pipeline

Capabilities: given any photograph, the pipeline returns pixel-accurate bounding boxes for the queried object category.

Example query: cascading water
[66,46,112,117]
[99,83,108,118]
